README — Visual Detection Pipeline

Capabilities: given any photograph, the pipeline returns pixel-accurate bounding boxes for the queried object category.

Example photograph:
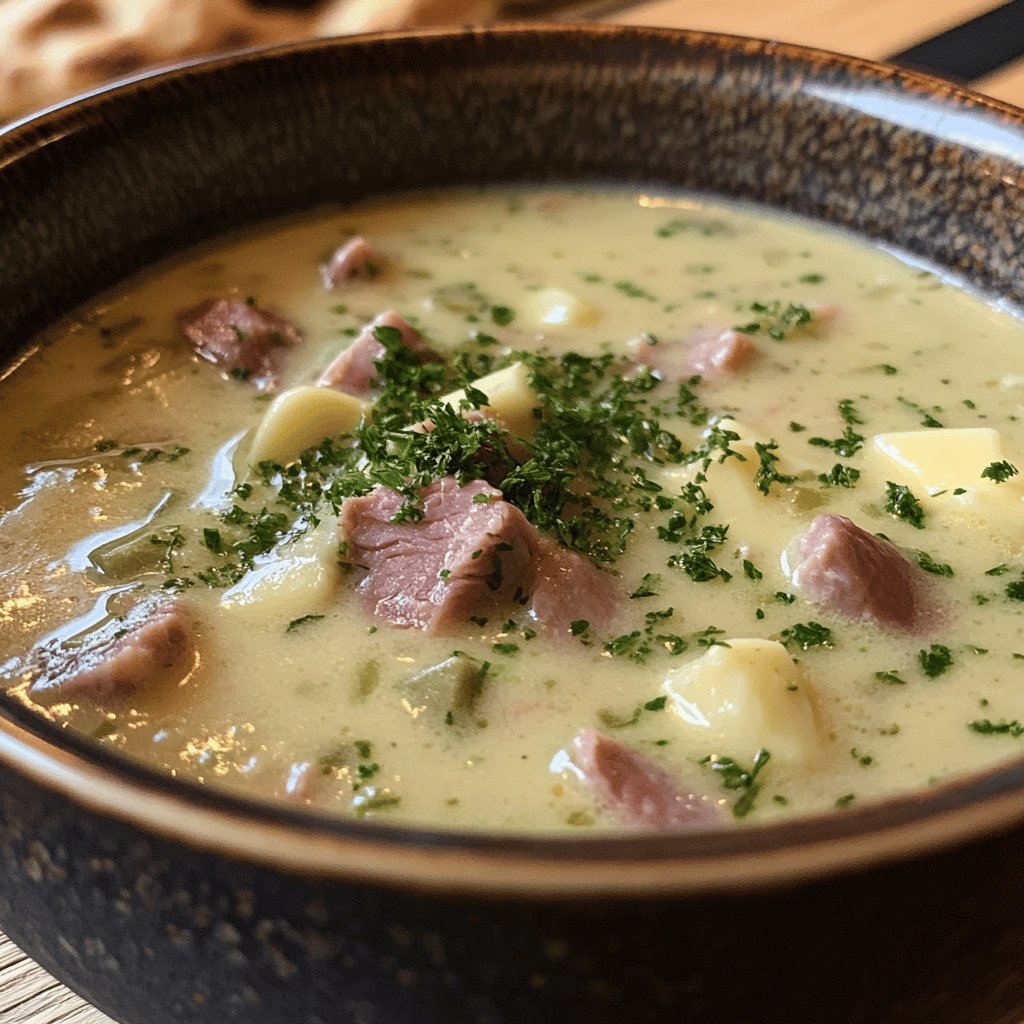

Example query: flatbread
[0,0,497,124]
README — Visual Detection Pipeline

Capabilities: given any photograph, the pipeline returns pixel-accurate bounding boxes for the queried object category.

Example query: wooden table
[3,1,1024,1020]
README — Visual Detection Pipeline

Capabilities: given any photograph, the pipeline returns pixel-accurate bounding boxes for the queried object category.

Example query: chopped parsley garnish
[838,399,864,425]
[597,706,641,729]
[614,280,657,301]
[808,427,865,458]
[201,528,224,554]
[668,524,732,583]
[150,527,185,574]
[780,621,834,650]
[897,396,943,428]
[753,440,796,495]
[918,644,953,678]
[916,551,954,577]
[701,749,771,818]
[655,216,734,239]
[884,481,926,529]
[630,573,661,598]
[569,619,590,636]
[874,670,906,685]
[981,460,1019,483]
[286,614,325,633]
[742,559,763,581]
[490,305,515,326]
[818,463,860,489]
[735,300,812,341]
[968,719,1024,737]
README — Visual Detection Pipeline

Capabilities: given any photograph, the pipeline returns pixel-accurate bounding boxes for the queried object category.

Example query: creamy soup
[3,188,1024,833]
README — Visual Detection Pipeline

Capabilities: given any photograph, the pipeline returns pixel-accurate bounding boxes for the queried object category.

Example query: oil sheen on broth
[3,188,1024,833]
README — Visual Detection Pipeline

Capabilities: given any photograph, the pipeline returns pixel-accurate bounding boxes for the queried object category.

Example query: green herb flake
[807,426,865,458]
[597,706,642,729]
[874,670,906,685]
[981,460,1019,484]
[753,440,797,495]
[736,300,812,341]
[918,643,953,678]
[780,621,835,651]
[287,614,325,634]
[884,481,926,529]
[202,528,224,554]
[701,749,771,818]
[490,305,515,326]
[968,719,1024,737]
[630,573,662,599]
[818,463,860,489]
[916,551,954,577]
[614,280,657,301]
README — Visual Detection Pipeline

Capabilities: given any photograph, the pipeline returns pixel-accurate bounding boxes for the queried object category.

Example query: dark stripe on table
[887,0,1024,82]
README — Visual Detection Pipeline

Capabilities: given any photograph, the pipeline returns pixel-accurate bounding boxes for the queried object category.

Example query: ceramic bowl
[3,24,1024,1024]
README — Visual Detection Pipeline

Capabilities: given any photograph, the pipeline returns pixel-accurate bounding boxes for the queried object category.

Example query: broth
[3,187,1024,832]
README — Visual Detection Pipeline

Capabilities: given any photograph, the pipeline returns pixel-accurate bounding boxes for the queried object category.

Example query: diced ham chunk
[28,599,195,700]
[340,478,539,632]
[628,328,754,382]
[789,514,921,630]
[571,729,718,830]
[319,235,384,288]
[530,539,619,634]
[317,310,434,395]
[179,297,301,391]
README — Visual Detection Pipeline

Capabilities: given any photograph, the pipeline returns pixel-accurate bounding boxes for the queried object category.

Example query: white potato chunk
[662,638,823,764]
[526,287,600,329]
[867,428,1024,538]
[220,523,339,622]
[247,386,366,467]
[440,361,538,439]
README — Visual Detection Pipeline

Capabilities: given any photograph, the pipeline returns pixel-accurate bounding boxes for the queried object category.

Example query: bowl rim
[4,21,1024,898]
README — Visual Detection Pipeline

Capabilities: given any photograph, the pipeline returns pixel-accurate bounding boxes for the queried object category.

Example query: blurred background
[3,0,1024,126]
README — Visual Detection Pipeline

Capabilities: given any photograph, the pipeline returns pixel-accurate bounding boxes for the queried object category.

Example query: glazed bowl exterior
[3,25,1024,1024]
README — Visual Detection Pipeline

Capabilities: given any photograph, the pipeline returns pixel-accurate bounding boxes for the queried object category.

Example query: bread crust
[0,0,497,123]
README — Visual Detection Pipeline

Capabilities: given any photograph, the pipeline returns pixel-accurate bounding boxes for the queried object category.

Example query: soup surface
[3,188,1024,833]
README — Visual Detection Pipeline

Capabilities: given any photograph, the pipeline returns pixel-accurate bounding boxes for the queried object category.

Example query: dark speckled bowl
[4,25,1024,1024]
